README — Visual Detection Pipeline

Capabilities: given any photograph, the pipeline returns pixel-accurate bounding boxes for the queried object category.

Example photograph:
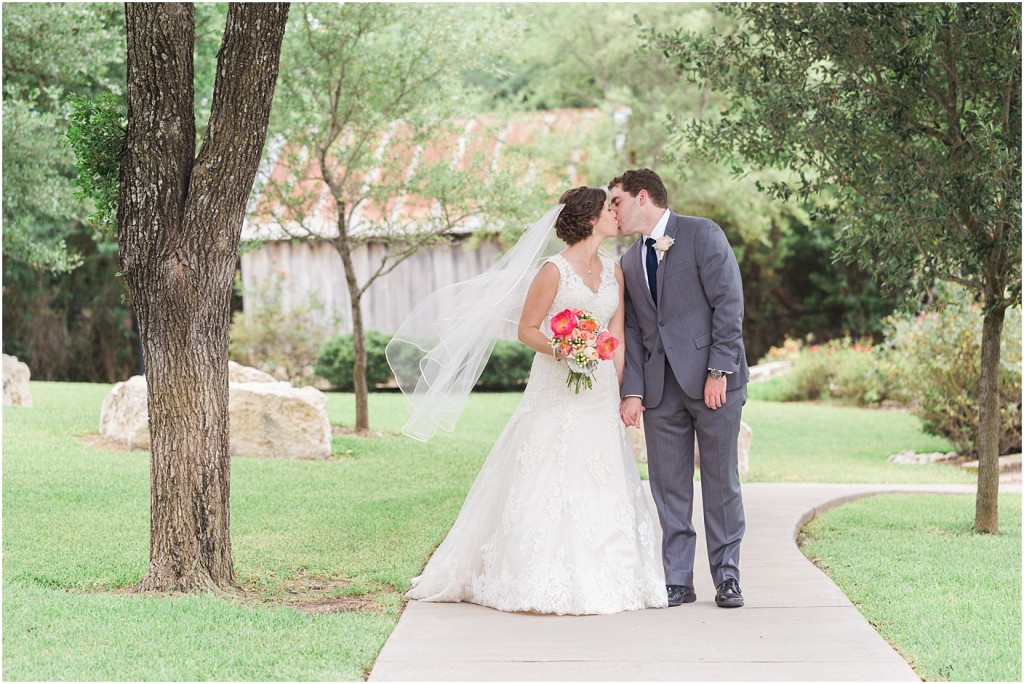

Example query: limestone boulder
[98,371,332,459]
[228,361,276,384]
[630,419,751,478]
[2,354,33,407]
[229,382,331,459]
[99,375,150,449]
[748,360,793,383]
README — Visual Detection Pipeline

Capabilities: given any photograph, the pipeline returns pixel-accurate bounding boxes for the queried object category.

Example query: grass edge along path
[800,492,1022,682]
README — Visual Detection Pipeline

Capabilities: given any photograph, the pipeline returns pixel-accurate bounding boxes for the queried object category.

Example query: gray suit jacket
[619,212,749,406]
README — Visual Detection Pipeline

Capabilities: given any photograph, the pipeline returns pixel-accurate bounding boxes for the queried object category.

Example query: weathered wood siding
[240,237,506,335]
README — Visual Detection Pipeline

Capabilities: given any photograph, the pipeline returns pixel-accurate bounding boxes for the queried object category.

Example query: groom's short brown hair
[608,168,668,208]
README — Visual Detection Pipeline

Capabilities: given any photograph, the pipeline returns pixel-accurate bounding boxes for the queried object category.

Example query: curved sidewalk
[369,482,982,682]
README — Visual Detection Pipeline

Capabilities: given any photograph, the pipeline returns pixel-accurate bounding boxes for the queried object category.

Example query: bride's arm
[610,265,627,385]
[518,262,561,357]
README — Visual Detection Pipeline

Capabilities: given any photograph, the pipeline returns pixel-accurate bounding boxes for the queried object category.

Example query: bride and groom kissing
[387,168,749,615]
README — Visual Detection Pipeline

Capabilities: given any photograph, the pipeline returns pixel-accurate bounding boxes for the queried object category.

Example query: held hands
[619,396,644,428]
[704,374,728,410]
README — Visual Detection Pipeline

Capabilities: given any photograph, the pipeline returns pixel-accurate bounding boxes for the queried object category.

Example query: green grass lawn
[741,400,972,483]
[802,494,1022,682]
[1,381,982,679]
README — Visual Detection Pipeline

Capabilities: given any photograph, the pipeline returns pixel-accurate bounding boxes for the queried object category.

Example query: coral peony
[596,332,619,360]
[550,309,578,336]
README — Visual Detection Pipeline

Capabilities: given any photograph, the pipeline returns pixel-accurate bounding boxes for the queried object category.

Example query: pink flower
[596,332,619,360]
[550,309,578,336]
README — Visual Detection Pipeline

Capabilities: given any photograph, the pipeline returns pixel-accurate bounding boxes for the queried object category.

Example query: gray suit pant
[643,364,746,587]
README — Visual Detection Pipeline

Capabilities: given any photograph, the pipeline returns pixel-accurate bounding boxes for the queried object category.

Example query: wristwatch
[708,369,725,380]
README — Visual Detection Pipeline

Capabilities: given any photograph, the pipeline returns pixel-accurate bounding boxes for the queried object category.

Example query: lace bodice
[524,252,622,406]
[543,253,620,333]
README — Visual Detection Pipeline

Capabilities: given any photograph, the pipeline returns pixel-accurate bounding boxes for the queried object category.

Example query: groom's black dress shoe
[715,579,744,608]
[666,585,696,607]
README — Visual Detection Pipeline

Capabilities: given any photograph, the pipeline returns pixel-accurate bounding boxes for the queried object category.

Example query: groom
[610,168,748,609]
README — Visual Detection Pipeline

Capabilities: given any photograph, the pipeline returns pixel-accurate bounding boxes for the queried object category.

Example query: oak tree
[118,2,289,591]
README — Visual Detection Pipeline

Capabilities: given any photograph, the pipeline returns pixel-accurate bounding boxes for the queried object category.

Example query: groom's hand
[620,396,645,428]
[704,375,728,410]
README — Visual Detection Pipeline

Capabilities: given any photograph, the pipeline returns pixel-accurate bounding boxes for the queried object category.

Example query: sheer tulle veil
[385,204,565,441]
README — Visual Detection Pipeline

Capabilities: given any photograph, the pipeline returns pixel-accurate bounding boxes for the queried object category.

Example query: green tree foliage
[3,95,84,273]
[3,3,234,381]
[474,4,897,359]
[2,2,123,271]
[258,3,542,430]
[65,92,126,235]
[648,3,1021,532]
[474,4,720,184]
[1,3,139,381]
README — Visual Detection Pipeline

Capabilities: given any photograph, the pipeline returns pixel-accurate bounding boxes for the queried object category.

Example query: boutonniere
[654,236,674,262]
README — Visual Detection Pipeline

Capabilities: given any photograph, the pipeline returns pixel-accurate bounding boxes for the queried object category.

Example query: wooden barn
[240,108,609,335]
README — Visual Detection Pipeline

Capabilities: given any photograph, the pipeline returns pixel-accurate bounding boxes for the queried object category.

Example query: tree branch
[935,270,984,292]
[185,3,289,255]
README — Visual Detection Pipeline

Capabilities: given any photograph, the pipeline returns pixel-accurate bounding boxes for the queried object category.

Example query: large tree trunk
[119,2,289,592]
[974,293,1007,534]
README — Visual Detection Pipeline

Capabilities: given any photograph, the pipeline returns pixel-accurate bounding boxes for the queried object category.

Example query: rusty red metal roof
[243,108,602,241]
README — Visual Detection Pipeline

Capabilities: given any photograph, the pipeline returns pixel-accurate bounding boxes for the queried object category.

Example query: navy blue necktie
[645,237,658,305]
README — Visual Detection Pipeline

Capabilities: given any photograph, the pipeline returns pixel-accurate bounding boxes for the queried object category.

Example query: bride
[387,187,667,615]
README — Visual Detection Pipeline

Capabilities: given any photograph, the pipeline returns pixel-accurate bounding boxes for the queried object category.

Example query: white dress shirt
[641,208,672,291]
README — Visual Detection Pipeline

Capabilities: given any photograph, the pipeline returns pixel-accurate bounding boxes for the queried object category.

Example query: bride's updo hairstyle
[555,186,607,245]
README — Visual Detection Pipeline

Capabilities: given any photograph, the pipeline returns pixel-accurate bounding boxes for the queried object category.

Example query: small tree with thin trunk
[649,3,1021,532]
[257,3,539,432]
[118,2,289,592]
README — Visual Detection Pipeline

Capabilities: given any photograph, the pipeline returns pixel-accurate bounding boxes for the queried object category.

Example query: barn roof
[242,108,606,242]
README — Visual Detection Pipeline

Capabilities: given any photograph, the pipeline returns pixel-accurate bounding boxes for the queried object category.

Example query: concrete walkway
[369,482,990,682]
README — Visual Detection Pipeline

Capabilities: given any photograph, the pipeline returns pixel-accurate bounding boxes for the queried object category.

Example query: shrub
[316,330,394,392]
[759,336,803,363]
[229,275,336,386]
[882,287,1022,456]
[476,340,535,391]
[759,337,899,406]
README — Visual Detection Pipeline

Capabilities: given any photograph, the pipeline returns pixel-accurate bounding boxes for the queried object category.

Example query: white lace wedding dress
[407,253,668,614]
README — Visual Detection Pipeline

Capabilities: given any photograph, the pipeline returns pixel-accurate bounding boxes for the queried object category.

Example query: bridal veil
[385,204,565,441]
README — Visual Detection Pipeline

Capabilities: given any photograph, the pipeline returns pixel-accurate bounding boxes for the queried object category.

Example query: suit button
[659,321,665,327]
[658,349,664,355]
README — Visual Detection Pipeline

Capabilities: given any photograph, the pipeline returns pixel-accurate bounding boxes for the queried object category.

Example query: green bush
[316,330,394,391]
[230,276,336,386]
[476,340,535,391]
[882,287,1022,456]
[760,337,898,406]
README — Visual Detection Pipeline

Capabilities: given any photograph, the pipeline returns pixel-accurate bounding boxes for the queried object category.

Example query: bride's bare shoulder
[529,260,561,287]
[523,261,561,306]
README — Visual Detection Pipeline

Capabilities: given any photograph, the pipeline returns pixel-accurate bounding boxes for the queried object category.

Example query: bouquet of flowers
[549,308,619,393]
